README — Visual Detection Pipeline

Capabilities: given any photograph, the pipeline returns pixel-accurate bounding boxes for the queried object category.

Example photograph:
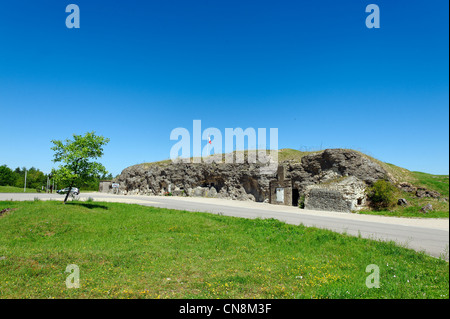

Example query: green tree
[0,165,16,186]
[51,132,110,203]
[25,167,46,190]
[13,167,24,188]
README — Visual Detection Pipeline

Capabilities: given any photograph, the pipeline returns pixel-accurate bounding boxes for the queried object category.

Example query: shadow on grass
[66,202,109,210]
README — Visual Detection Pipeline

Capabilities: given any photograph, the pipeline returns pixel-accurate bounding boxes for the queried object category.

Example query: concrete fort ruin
[106,149,391,213]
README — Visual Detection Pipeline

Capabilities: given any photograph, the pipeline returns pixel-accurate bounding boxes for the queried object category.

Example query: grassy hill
[277,148,448,190]
[128,148,449,218]
[277,149,449,218]
[135,148,448,188]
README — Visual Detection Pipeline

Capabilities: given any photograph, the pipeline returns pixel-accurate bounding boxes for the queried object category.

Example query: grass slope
[0,186,40,193]
[358,165,449,218]
[0,200,448,299]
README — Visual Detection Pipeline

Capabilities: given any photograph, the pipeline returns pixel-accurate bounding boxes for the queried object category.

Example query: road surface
[1,192,448,260]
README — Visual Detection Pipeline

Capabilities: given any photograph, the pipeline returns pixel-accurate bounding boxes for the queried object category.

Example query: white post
[24,170,27,192]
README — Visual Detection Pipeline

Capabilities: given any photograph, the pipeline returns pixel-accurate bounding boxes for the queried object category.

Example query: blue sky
[0,0,448,176]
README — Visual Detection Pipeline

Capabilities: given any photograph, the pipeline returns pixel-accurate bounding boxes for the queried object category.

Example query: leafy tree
[0,165,16,186]
[13,167,27,188]
[51,132,110,203]
[25,167,46,189]
[9,166,47,190]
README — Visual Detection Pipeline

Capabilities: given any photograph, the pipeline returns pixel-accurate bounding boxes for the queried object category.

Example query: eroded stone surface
[112,149,390,211]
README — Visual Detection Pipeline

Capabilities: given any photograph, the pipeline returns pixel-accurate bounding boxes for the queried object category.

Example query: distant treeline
[0,164,113,191]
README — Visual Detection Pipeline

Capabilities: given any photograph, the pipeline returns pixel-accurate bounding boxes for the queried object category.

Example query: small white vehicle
[57,187,80,195]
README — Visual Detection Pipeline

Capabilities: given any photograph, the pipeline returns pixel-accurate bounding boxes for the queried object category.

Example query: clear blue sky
[0,0,448,176]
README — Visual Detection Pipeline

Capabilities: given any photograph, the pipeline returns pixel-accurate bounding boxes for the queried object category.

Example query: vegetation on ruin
[133,148,449,218]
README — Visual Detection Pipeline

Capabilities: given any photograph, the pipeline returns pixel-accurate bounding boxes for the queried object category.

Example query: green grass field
[0,200,448,299]
[0,186,40,193]
[0,185,96,194]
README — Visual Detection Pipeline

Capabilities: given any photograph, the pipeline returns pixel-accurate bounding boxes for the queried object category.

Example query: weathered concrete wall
[304,176,367,211]
[99,181,112,193]
[304,188,352,213]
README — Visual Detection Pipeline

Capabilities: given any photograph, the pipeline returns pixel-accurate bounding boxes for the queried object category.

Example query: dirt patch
[0,208,17,217]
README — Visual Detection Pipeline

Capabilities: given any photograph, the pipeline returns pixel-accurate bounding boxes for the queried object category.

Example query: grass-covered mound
[132,148,449,218]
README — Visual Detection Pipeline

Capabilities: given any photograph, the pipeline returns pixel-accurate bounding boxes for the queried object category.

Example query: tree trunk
[63,158,81,204]
[63,182,74,204]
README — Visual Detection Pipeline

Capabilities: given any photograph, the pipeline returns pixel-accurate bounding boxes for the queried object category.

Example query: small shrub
[86,197,94,203]
[366,180,396,210]
[298,195,305,209]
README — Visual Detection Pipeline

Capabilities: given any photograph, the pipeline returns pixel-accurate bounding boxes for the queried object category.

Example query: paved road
[1,192,448,260]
